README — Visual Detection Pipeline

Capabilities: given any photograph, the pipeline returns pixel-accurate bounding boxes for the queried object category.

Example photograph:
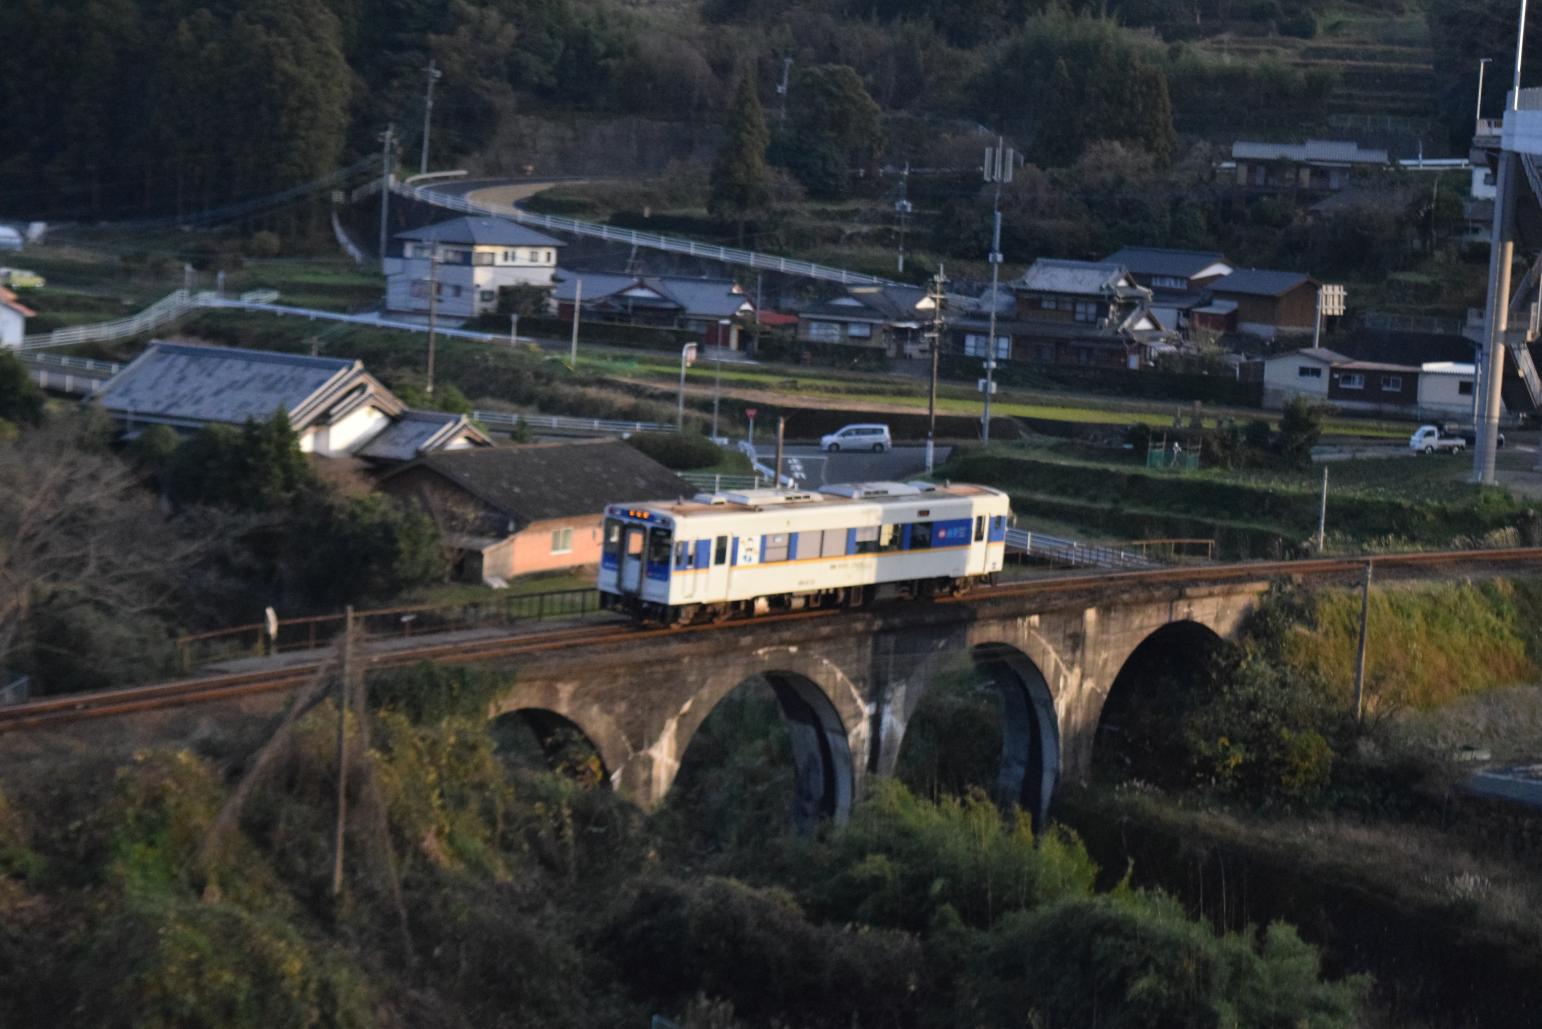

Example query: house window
[846,321,873,339]
[804,320,841,343]
[473,252,494,266]
[1073,300,1098,323]
[1338,372,1365,390]
[1458,380,1474,396]
[502,250,513,262]
[1152,275,1186,289]
[480,290,496,303]
[545,250,554,263]
[1297,365,1322,379]
[550,527,574,554]
[1041,298,1059,310]
[964,333,1010,359]
[1381,375,1403,392]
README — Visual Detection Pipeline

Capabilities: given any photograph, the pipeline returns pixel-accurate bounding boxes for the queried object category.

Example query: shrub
[244,231,282,258]
[1277,396,1321,469]
[626,431,722,470]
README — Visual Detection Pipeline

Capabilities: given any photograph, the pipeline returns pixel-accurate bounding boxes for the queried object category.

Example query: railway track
[5,547,1542,734]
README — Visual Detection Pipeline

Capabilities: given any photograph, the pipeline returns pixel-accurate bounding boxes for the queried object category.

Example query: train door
[621,525,646,593]
[676,539,698,600]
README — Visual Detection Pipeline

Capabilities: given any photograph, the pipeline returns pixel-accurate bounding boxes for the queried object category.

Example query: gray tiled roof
[1016,259,1128,296]
[1103,247,1231,279]
[356,409,489,462]
[397,216,565,248]
[388,439,691,527]
[1211,269,1314,297]
[552,271,753,319]
[96,342,361,428]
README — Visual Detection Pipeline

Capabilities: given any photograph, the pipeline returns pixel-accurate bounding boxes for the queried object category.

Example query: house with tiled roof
[1200,269,1320,340]
[796,284,934,358]
[552,271,756,348]
[385,216,566,320]
[93,341,489,461]
[381,438,691,583]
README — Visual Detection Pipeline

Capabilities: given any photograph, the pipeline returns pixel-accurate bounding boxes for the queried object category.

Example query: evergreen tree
[708,68,772,238]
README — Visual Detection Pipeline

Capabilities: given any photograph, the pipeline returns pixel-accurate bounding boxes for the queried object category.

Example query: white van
[820,423,892,453]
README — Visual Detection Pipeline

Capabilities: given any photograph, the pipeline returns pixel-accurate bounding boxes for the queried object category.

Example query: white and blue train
[598,481,1011,622]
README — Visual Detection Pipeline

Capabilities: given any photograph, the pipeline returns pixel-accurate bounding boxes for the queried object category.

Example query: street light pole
[926,265,946,475]
[677,343,697,431]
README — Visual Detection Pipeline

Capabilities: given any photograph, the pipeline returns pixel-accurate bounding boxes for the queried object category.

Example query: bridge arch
[1094,619,1230,780]
[971,643,1061,827]
[490,708,610,789]
[670,669,856,830]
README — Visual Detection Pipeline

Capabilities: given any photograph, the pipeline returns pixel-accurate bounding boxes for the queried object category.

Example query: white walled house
[1417,361,1483,418]
[93,341,490,462]
[385,217,565,321]
[1261,347,1343,407]
[0,286,34,347]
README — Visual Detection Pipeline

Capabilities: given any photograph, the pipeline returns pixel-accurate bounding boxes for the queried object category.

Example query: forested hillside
[2,0,1536,223]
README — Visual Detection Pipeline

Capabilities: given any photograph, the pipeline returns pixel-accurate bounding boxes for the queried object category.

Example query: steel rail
[6,547,1542,732]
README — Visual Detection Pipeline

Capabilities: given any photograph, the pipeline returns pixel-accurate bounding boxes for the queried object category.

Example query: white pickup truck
[1409,425,1466,455]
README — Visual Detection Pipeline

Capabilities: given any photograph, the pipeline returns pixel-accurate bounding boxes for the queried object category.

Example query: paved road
[752,445,948,486]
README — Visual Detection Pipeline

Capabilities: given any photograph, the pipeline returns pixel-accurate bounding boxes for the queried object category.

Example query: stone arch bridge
[491,576,1272,826]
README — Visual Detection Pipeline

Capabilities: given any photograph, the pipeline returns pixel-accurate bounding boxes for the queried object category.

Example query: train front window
[626,529,644,557]
[647,527,672,566]
[603,519,623,558]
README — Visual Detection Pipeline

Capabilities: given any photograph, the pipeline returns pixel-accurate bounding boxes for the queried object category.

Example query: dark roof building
[383,438,691,531]
[1102,247,1233,290]
[1210,269,1313,297]
[396,216,564,249]
[380,439,693,582]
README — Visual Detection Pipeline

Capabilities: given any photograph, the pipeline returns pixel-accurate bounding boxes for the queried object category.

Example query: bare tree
[0,419,202,685]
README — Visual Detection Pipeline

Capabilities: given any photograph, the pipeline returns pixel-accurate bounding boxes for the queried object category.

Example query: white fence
[397,181,896,287]
[18,288,287,352]
[472,410,673,437]
[1004,528,1159,571]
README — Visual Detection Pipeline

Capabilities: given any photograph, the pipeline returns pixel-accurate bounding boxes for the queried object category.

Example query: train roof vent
[820,481,922,499]
[717,488,823,506]
[905,480,941,493]
[693,492,731,505]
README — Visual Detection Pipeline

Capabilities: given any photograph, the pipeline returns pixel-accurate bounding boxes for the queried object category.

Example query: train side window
[879,524,900,552]
[911,522,933,549]
[762,532,791,563]
[974,515,985,542]
[647,527,672,566]
[854,526,879,554]
[714,535,728,566]
[820,527,846,557]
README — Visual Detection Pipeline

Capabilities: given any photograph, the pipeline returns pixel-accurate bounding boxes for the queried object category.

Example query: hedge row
[463,312,700,351]
[1006,491,1293,560]
[939,355,1263,407]
[944,451,1534,546]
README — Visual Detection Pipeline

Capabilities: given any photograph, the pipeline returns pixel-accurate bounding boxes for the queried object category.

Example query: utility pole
[425,253,438,396]
[1476,57,1493,133]
[569,279,582,369]
[1353,563,1373,723]
[982,139,1013,444]
[1316,466,1329,552]
[1475,0,1529,483]
[378,124,395,271]
[331,606,355,898]
[510,311,519,347]
[420,59,442,177]
[752,273,764,355]
[776,57,793,126]
[677,342,698,430]
[774,416,786,486]
[926,265,947,475]
[894,162,912,274]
